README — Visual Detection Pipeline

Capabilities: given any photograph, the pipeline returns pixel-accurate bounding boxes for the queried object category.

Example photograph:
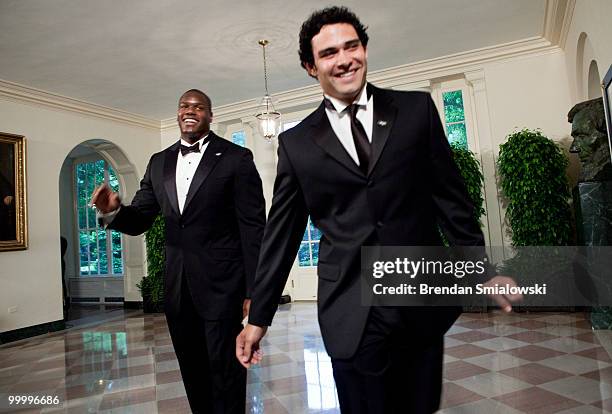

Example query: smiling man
[237,7,519,414]
[92,89,265,413]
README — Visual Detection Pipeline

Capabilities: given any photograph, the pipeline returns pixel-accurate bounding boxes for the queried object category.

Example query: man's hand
[242,299,251,320]
[484,275,523,313]
[91,184,121,214]
[236,323,267,368]
[3,196,13,206]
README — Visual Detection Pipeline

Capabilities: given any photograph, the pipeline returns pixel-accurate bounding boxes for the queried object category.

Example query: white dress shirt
[97,134,210,225]
[324,86,373,166]
[176,135,210,213]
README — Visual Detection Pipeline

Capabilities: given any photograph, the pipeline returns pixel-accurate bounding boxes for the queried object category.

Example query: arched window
[75,158,123,276]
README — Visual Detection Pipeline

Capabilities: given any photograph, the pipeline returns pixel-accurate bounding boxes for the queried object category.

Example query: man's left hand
[484,275,523,312]
[242,299,251,320]
[236,323,267,368]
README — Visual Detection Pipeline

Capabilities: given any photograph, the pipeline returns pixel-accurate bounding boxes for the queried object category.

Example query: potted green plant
[451,142,485,225]
[440,143,486,247]
[498,128,572,246]
[137,214,165,313]
[497,129,574,311]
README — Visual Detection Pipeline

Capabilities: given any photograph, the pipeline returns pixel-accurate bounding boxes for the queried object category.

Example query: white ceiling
[0,0,546,119]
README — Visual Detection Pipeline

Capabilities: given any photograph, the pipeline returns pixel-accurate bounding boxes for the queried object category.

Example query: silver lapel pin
[377,120,387,127]
[215,153,222,156]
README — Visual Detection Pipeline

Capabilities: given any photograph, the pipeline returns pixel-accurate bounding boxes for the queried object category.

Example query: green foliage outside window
[443,90,468,150]
[498,129,572,246]
[299,218,320,267]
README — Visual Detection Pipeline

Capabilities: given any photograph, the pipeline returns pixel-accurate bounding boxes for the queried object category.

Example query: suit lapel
[163,143,180,216]
[310,102,363,177]
[182,133,224,214]
[368,85,397,176]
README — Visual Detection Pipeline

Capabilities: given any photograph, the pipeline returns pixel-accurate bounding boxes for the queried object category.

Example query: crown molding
[0,79,160,130]
[543,0,576,48]
[174,36,559,125]
[2,35,563,131]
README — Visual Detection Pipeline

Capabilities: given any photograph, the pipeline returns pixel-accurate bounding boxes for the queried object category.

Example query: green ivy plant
[137,214,165,311]
[440,144,485,246]
[498,128,572,246]
[451,143,485,225]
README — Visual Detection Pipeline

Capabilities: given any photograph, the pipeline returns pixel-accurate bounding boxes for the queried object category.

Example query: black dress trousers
[166,279,246,414]
[330,306,445,414]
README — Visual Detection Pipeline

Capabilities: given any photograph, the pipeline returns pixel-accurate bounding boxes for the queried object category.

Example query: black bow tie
[180,144,200,156]
[180,135,210,156]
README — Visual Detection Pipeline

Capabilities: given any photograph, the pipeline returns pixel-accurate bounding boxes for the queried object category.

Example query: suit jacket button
[368,180,374,187]
[376,221,384,228]
[180,224,185,229]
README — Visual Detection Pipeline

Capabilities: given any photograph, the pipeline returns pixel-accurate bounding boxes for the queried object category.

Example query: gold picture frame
[0,132,27,251]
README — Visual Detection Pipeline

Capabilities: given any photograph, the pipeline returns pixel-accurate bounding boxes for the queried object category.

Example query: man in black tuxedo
[92,89,265,413]
[237,7,518,413]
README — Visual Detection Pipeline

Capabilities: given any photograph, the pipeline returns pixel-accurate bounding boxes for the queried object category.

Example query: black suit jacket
[249,85,484,358]
[109,133,266,320]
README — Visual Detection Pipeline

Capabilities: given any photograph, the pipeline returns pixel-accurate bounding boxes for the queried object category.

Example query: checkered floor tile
[1,305,611,413]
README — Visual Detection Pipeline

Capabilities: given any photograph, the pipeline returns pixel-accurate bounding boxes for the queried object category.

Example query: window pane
[79,230,90,275]
[111,230,123,274]
[98,228,108,274]
[108,164,119,192]
[94,159,105,188]
[298,242,312,267]
[442,90,465,123]
[310,222,322,241]
[85,162,97,228]
[78,206,87,229]
[88,230,99,274]
[231,131,246,147]
[447,122,468,150]
[311,242,319,266]
[302,225,309,241]
[76,163,88,229]
[76,163,88,209]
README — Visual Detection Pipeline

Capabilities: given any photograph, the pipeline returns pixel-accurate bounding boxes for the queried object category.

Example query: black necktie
[324,98,371,173]
[180,136,210,156]
[348,104,371,173]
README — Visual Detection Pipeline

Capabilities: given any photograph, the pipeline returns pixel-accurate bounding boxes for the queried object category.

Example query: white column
[211,122,228,138]
[465,70,508,259]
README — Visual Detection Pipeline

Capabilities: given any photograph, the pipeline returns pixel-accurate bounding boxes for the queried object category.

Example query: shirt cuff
[96,206,121,227]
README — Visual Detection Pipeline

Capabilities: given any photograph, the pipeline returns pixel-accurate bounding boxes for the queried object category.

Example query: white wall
[565,0,612,104]
[485,52,572,146]
[0,97,159,332]
[483,50,573,246]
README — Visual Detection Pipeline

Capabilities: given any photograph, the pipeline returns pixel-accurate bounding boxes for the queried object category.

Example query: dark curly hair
[298,6,369,73]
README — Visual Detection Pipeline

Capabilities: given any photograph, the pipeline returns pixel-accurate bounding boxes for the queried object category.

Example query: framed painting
[0,132,27,251]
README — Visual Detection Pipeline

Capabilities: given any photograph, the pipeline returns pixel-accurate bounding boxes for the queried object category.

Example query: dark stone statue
[568,98,612,182]
[569,98,612,328]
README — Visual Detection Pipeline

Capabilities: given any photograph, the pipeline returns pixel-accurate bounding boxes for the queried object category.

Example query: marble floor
[1,304,612,413]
